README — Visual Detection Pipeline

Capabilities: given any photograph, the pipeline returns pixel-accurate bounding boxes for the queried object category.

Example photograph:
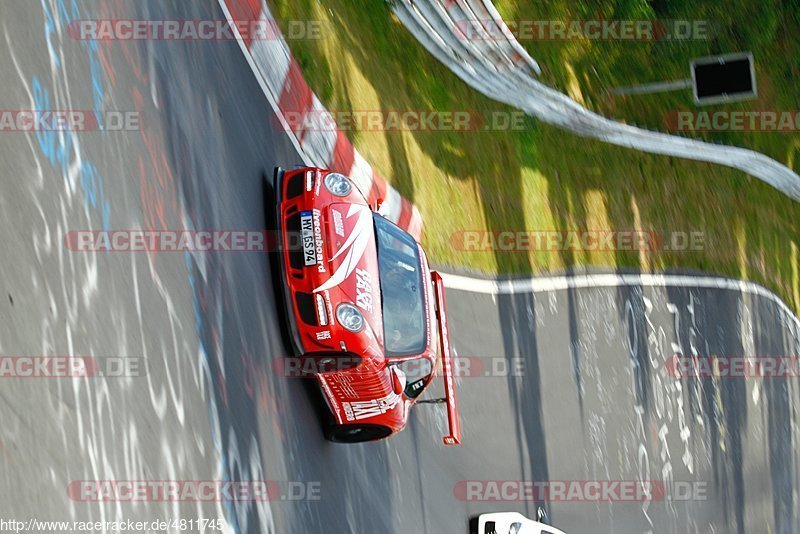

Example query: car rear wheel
[325,424,392,443]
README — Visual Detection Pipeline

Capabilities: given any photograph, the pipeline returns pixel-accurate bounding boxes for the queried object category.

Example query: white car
[475,511,566,534]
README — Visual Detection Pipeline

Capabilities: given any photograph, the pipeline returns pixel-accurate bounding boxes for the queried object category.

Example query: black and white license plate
[299,211,316,266]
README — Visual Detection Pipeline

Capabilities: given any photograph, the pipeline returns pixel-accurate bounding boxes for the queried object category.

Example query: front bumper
[273,166,308,355]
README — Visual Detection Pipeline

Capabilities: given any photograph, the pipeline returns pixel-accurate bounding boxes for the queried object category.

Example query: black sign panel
[692,53,756,105]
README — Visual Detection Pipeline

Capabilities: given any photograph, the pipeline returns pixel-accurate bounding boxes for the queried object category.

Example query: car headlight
[336,303,364,332]
[323,173,352,196]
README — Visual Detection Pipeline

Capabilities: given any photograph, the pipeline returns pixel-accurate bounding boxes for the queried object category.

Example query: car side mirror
[390,366,407,395]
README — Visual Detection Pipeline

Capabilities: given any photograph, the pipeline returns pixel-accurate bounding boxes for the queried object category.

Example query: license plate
[299,211,316,266]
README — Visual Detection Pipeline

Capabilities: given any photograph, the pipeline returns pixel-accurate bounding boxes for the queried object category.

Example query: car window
[394,357,433,398]
[373,215,426,356]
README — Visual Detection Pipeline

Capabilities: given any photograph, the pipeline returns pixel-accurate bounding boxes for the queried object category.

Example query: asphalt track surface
[0,1,798,533]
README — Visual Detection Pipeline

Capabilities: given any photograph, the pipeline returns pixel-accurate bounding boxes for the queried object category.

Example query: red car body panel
[275,166,460,443]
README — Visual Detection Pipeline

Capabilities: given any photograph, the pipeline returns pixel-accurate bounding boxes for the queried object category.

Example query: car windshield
[373,214,426,357]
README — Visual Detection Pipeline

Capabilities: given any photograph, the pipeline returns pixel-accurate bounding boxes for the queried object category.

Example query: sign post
[612,52,757,106]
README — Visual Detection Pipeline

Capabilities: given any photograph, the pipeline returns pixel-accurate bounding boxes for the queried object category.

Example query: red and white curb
[218,0,423,239]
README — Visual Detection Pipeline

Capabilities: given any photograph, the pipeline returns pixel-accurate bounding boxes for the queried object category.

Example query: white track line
[441,272,800,330]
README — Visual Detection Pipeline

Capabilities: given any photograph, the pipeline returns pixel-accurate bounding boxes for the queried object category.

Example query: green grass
[272,0,800,313]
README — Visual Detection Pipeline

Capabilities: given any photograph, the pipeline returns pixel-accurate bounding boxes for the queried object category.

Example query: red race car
[272,166,461,444]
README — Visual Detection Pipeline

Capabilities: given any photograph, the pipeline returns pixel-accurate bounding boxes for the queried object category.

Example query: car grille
[285,172,304,200]
[295,291,318,326]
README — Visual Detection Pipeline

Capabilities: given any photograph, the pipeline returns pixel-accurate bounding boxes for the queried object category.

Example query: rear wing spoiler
[431,271,462,445]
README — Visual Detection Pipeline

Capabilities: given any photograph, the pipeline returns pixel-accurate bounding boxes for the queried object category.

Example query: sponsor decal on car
[355,268,374,313]
[332,209,345,237]
[312,209,325,273]
[322,290,335,325]
[315,293,328,326]
[316,331,331,341]
[342,392,401,421]
[408,379,425,394]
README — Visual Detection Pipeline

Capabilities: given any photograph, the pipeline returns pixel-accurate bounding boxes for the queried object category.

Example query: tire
[325,424,393,443]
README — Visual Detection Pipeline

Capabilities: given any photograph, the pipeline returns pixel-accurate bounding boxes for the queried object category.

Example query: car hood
[313,203,384,348]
